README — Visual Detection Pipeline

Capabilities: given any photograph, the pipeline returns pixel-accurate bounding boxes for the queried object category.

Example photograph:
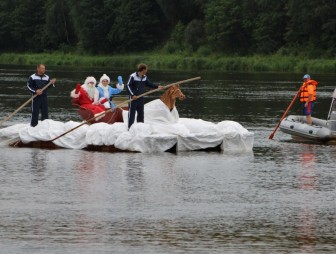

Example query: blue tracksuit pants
[31,94,49,127]
[128,97,144,129]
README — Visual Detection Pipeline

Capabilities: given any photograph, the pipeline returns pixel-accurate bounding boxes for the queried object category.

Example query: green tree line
[0,0,335,58]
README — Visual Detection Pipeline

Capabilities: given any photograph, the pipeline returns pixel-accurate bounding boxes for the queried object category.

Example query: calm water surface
[0,65,335,253]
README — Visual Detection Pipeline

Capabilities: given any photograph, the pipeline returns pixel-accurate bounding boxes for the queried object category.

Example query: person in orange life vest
[70,76,108,119]
[299,74,318,125]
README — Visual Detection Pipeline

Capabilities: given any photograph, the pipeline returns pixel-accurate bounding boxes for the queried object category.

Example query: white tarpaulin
[144,99,179,124]
[0,99,254,152]
[0,123,28,146]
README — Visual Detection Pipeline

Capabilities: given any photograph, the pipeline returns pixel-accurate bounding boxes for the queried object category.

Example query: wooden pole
[50,76,201,142]
[0,80,55,126]
[268,88,301,139]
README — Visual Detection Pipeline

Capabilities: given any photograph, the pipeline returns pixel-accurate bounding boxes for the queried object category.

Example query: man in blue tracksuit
[126,63,162,129]
[27,64,56,127]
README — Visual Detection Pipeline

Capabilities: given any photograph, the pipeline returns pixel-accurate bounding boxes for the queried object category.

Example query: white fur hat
[84,76,96,85]
[100,74,110,84]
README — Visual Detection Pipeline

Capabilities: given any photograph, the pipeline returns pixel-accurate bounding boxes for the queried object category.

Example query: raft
[279,115,334,142]
[279,88,336,143]
[0,99,254,153]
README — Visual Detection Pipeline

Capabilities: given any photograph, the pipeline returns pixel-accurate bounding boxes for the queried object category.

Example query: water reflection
[298,145,317,254]
[28,149,46,178]
[72,151,111,205]
[125,154,145,193]
[298,145,317,190]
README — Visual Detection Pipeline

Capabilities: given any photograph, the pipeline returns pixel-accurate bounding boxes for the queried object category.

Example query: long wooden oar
[0,80,55,126]
[50,76,201,142]
[269,88,301,139]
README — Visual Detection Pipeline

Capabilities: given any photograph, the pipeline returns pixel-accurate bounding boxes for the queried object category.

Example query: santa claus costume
[70,76,107,117]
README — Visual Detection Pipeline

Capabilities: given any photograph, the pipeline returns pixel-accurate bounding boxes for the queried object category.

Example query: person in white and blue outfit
[97,74,124,109]
[27,64,56,127]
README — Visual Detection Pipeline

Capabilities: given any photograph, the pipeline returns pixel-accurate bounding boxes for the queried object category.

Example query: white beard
[87,86,95,99]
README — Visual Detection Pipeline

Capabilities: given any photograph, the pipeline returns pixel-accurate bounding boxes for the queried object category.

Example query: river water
[0,65,335,253]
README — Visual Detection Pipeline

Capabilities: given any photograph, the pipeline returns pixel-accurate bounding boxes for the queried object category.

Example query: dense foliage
[0,0,335,57]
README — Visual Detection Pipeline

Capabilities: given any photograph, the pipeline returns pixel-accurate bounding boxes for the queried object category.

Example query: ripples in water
[0,68,335,253]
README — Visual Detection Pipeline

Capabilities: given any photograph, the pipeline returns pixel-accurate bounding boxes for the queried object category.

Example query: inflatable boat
[279,115,333,141]
[279,88,336,143]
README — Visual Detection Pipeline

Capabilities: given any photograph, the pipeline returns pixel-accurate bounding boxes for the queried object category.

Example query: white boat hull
[279,115,335,142]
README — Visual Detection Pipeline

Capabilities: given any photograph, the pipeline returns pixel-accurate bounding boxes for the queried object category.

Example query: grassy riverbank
[0,52,335,73]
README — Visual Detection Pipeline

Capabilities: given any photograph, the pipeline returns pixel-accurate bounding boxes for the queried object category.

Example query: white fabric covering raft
[0,123,28,146]
[0,99,254,153]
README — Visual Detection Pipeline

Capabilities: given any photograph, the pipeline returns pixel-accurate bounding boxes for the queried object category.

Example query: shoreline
[0,52,335,73]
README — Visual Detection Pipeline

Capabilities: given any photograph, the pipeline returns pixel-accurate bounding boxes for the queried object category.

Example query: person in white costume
[97,74,124,109]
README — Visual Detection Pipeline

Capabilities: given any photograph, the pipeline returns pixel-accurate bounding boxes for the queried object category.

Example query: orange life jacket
[299,80,318,102]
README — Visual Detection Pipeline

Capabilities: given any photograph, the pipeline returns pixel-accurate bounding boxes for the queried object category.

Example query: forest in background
[0,0,335,59]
